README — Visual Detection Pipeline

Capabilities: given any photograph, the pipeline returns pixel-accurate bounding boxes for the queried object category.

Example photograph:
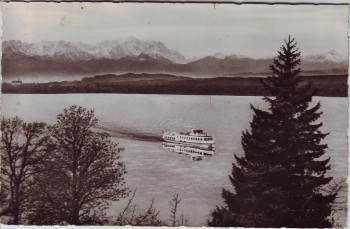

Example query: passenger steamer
[162,129,215,147]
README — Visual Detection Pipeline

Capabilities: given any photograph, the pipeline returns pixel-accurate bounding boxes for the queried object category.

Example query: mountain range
[3,37,187,64]
[3,37,348,79]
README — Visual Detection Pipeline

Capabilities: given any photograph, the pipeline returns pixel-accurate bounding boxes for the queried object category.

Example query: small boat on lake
[162,129,215,148]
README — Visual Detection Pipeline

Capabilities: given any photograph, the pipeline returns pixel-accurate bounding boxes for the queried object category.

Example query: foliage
[168,193,189,226]
[0,117,48,224]
[114,189,164,226]
[320,177,347,227]
[114,191,189,227]
[169,193,181,227]
[209,36,336,227]
[26,105,129,225]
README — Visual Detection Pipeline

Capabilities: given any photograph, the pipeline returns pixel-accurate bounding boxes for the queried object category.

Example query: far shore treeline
[2,73,348,97]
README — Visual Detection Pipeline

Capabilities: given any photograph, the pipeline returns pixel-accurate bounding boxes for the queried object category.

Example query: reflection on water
[162,142,215,161]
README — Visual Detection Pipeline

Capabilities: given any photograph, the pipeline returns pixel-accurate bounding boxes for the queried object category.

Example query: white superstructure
[162,129,215,147]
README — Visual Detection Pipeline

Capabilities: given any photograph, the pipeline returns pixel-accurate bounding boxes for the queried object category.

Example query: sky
[2,3,349,58]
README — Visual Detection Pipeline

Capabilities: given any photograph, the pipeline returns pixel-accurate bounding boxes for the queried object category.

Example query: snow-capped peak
[3,38,187,64]
[185,52,250,63]
[304,50,348,63]
[125,36,140,43]
[212,52,226,59]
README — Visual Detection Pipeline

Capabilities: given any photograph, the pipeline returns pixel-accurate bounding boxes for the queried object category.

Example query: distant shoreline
[2,73,348,97]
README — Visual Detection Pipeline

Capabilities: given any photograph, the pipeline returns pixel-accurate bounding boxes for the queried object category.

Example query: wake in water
[93,123,162,142]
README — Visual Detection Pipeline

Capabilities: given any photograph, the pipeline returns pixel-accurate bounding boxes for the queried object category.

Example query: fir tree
[209,36,335,227]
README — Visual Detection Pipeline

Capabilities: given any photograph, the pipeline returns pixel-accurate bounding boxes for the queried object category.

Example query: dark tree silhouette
[0,117,48,224]
[114,189,164,226]
[27,105,129,225]
[169,194,182,227]
[114,191,189,226]
[321,177,347,227]
[209,36,336,227]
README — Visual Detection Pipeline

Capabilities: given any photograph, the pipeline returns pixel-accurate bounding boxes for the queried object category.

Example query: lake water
[1,94,348,226]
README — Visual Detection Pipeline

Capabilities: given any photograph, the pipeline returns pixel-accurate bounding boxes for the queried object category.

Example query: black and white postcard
[0,2,348,227]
